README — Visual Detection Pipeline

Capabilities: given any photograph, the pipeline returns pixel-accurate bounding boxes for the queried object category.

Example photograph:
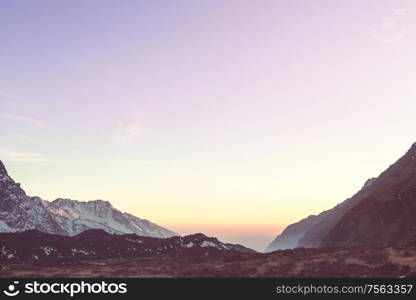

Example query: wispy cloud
[0,150,58,163]
[0,113,45,127]
[110,123,142,144]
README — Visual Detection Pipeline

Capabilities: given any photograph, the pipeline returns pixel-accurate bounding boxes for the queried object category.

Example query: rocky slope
[0,161,65,235]
[44,198,176,237]
[0,160,175,238]
[265,176,378,252]
[266,142,416,251]
[320,143,416,248]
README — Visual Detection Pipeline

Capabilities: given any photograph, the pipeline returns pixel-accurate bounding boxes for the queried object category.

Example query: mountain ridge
[0,160,176,238]
[266,142,416,251]
[0,228,255,264]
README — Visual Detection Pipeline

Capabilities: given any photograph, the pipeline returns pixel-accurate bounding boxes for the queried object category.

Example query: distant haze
[1,0,416,251]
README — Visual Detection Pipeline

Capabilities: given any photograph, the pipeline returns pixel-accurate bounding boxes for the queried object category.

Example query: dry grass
[2,243,416,278]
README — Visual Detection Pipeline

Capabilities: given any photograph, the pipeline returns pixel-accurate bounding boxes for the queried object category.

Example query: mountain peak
[0,160,176,238]
[90,199,112,207]
[362,177,377,189]
[410,142,416,155]
[0,160,9,176]
[405,141,416,154]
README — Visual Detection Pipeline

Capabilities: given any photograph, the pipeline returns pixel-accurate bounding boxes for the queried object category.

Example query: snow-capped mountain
[44,198,176,237]
[0,160,176,238]
[0,161,65,234]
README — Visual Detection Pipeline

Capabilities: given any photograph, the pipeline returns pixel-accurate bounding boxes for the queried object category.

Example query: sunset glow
[1,0,416,250]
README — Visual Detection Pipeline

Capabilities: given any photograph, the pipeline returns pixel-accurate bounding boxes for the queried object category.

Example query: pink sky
[1,0,416,250]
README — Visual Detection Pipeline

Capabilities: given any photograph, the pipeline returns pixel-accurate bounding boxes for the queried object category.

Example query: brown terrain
[1,240,416,278]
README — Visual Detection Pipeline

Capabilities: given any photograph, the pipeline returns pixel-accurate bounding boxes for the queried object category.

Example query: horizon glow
[1,0,416,251]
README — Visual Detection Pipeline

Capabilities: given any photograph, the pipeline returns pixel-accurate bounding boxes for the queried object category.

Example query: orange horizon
[167,223,285,251]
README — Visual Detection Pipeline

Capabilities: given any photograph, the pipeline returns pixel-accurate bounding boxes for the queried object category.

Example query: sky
[0,0,416,251]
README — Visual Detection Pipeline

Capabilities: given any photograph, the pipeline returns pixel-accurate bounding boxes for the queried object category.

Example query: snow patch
[200,241,217,248]
[41,246,55,255]
[185,242,194,248]
[0,220,13,232]
[71,248,90,255]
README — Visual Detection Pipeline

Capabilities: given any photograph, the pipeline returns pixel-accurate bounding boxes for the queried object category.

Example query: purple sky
[1,0,416,251]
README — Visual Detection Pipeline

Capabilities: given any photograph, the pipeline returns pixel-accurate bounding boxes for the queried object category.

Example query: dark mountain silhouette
[320,142,416,247]
[266,142,416,251]
[1,232,416,277]
[0,229,255,264]
[264,213,329,251]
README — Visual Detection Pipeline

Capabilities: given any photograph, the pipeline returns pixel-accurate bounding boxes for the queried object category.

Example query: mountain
[320,142,416,248]
[265,142,416,251]
[264,213,329,252]
[0,161,65,235]
[265,176,379,252]
[44,198,176,237]
[0,229,255,264]
[0,160,175,238]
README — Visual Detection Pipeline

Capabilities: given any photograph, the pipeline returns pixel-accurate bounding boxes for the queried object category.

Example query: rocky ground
[2,241,416,278]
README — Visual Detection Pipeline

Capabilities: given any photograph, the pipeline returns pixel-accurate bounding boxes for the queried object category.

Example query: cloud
[110,123,142,144]
[0,113,45,127]
[0,150,59,163]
